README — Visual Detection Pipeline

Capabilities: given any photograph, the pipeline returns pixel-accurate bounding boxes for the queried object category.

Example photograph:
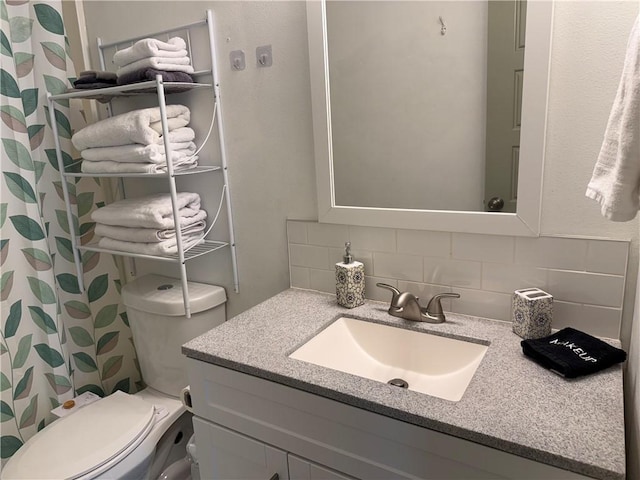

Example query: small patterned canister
[512,288,553,339]
[336,242,365,309]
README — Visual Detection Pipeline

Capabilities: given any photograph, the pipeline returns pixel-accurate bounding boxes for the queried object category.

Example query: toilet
[2,274,226,480]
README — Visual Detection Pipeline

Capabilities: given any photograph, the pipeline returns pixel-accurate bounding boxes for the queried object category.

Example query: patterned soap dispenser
[336,242,365,308]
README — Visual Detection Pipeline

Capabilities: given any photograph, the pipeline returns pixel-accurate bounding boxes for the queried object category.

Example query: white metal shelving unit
[46,10,239,318]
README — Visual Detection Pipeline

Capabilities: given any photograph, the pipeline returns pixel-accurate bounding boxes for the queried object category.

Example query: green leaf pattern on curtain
[0,0,140,463]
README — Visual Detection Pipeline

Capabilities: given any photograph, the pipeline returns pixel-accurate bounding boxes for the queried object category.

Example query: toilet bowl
[1,275,226,480]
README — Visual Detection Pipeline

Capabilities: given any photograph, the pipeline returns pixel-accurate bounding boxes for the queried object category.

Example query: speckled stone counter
[183,289,626,479]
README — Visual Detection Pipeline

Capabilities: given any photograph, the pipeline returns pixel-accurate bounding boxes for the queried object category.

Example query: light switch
[256,45,272,67]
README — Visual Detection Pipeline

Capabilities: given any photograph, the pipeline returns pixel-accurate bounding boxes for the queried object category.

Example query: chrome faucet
[376,283,460,323]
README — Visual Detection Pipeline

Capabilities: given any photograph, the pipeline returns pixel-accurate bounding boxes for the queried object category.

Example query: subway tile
[373,252,423,282]
[450,288,512,322]
[547,270,624,308]
[452,233,515,263]
[586,240,629,275]
[397,229,450,258]
[423,257,481,289]
[309,268,335,294]
[397,281,453,311]
[482,263,548,294]
[515,237,588,270]
[289,244,329,269]
[348,225,396,252]
[365,276,399,303]
[581,305,622,339]
[287,223,625,339]
[551,301,582,331]
[287,220,308,244]
[552,301,621,339]
[290,266,310,289]
[329,247,373,274]
[307,223,349,247]
[397,280,452,299]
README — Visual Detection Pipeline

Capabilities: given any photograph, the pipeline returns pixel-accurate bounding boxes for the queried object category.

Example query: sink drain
[387,378,409,389]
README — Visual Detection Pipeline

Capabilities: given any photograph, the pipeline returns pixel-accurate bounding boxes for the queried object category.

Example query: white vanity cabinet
[287,455,355,480]
[186,359,591,480]
[192,420,355,480]
[192,420,289,480]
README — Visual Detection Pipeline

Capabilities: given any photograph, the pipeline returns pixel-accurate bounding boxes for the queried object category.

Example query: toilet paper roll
[180,386,193,413]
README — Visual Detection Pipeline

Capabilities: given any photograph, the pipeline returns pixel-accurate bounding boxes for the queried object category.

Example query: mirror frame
[307,0,553,236]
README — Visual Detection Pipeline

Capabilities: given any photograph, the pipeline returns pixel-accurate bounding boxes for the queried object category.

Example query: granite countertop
[183,288,626,480]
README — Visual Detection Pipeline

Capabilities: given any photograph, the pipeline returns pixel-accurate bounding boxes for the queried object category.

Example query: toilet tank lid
[121,274,227,316]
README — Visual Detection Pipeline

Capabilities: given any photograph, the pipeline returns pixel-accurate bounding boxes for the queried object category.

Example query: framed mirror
[307,0,553,236]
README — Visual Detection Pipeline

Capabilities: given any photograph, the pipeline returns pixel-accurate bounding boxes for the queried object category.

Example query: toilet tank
[121,274,226,397]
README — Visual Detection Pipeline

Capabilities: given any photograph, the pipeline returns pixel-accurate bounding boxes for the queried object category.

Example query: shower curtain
[0,0,139,462]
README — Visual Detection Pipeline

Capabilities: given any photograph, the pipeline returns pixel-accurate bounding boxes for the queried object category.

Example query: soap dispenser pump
[335,242,365,308]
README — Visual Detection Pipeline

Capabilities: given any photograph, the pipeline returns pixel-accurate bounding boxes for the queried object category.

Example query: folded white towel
[91,192,203,229]
[113,37,188,66]
[116,57,194,77]
[95,220,206,243]
[81,141,196,164]
[80,156,198,174]
[586,15,640,221]
[71,105,190,151]
[98,233,204,256]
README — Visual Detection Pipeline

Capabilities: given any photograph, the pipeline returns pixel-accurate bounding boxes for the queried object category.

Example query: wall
[629,289,640,477]
[543,1,639,342]
[288,220,628,339]
[327,1,487,211]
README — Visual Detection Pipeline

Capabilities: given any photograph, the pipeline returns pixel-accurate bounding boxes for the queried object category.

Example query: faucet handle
[425,292,460,316]
[376,283,401,306]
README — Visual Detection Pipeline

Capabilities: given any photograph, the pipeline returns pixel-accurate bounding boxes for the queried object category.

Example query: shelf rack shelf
[48,81,213,101]
[46,9,239,318]
[78,240,229,262]
[61,165,221,179]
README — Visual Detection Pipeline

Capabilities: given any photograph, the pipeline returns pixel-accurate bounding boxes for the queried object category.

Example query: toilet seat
[2,391,156,480]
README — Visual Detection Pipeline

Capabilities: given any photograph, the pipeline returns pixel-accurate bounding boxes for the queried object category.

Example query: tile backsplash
[287,220,629,339]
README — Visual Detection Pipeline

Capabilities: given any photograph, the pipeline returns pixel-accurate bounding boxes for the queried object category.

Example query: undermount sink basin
[289,317,489,402]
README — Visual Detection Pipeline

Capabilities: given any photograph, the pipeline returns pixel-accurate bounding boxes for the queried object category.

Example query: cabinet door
[288,454,355,480]
[193,417,289,480]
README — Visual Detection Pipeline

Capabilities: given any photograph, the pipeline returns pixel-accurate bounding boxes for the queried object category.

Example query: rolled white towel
[116,57,194,77]
[71,105,190,151]
[91,192,203,229]
[113,37,188,66]
[95,220,206,243]
[98,233,205,256]
[81,141,196,164]
[148,124,194,141]
[80,155,198,174]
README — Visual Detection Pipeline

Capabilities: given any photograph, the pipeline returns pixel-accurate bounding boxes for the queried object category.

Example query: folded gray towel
[74,71,117,89]
[73,82,117,90]
[79,70,118,82]
[117,68,194,86]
